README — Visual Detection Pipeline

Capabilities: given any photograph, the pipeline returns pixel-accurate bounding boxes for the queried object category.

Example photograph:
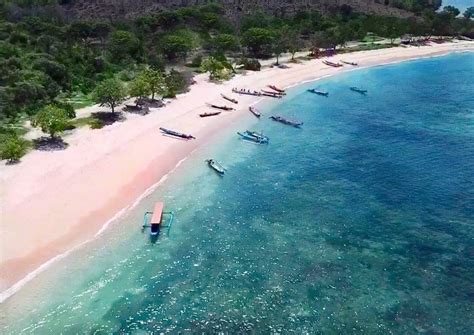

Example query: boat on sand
[221,94,238,104]
[322,60,343,67]
[159,127,195,139]
[200,111,221,117]
[268,85,285,93]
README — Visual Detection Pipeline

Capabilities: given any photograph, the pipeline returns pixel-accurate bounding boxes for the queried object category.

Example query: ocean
[1,52,473,334]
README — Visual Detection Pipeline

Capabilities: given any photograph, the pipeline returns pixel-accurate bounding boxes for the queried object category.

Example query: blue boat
[237,130,269,144]
[350,87,368,94]
[307,88,329,96]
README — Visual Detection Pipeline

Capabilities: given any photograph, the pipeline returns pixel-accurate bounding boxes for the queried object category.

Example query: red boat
[268,85,285,93]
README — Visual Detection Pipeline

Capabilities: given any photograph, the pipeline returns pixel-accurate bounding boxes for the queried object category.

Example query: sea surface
[1,52,473,334]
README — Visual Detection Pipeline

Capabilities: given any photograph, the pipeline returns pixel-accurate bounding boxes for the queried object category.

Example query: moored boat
[261,89,285,96]
[322,60,343,67]
[269,115,303,128]
[142,202,174,237]
[159,127,195,139]
[200,111,221,117]
[307,88,329,96]
[237,130,269,144]
[350,87,368,94]
[221,93,238,104]
[249,106,261,118]
[206,159,226,175]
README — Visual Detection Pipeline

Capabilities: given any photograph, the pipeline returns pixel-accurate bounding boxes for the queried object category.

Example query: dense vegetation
[1,1,473,162]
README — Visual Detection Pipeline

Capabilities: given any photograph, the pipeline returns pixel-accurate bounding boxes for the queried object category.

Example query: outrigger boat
[221,93,238,104]
[341,60,358,66]
[160,127,195,139]
[232,88,262,96]
[322,60,343,67]
[237,130,269,144]
[269,115,303,128]
[350,87,368,94]
[207,103,234,111]
[142,202,174,237]
[261,91,282,99]
[206,159,226,175]
[261,89,285,96]
[200,111,221,117]
[249,106,261,118]
[268,85,285,93]
[307,88,329,96]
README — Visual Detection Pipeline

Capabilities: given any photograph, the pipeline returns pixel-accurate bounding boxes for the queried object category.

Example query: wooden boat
[200,111,221,118]
[249,106,261,118]
[261,89,285,96]
[207,103,234,111]
[269,115,303,128]
[350,87,368,94]
[322,60,343,67]
[341,60,358,66]
[221,93,238,104]
[159,127,195,139]
[268,85,285,93]
[206,159,226,175]
[142,202,174,236]
[307,88,328,96]
[232,88,262,96]
[237,130,269,144]
[261,92,282,99]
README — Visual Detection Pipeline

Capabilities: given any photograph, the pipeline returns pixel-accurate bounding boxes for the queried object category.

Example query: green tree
[32,105,69,138]
[214,33,240,53]
[242,27,274,57]
[164,69,186,98]
[142,68,167,101]
[200,56,226,80]
[463,7,474,19]
[107,30,140,63]
[443,6,460,17]
[0,135,30,163]
[129,75,150,104]
[93,78,126,113]
[160,32,193,60]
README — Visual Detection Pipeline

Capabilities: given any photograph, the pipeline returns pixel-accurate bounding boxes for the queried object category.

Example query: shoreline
[1,42,473,303]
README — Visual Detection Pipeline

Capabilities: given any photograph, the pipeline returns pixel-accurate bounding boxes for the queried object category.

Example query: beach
[1,41,473,302]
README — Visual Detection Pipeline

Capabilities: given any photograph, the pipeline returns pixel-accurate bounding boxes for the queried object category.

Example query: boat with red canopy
[142,202,174,236]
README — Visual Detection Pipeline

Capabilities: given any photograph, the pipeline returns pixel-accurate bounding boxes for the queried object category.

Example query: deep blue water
[2,52,474,334]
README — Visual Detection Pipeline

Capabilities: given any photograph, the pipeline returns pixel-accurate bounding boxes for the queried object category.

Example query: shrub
[0,135,30,163]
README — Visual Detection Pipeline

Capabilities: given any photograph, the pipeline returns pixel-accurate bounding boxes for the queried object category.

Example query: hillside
[63,0,416,20]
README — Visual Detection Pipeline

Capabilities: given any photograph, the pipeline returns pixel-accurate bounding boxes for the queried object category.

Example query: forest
[1,1,473,161]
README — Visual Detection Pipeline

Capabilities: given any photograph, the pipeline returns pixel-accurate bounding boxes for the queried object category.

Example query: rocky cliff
[63,0,414,20]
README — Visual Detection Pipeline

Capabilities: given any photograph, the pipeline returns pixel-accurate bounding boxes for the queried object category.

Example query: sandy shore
[1,41,473,302]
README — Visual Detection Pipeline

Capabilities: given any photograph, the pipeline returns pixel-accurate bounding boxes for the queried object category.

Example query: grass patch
[63,92,95,109]
[70,116,104,129]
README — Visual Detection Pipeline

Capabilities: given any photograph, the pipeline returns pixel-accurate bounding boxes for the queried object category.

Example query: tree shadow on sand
[33,136,69,151]
[91,111,126,126]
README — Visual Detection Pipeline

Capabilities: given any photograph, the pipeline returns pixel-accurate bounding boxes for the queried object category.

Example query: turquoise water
[2,53,474,334]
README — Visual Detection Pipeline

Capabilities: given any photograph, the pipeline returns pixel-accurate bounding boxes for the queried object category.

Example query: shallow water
[2,52,473,334]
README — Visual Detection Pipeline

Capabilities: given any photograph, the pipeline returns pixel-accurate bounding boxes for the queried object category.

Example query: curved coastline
[1,42,473,303]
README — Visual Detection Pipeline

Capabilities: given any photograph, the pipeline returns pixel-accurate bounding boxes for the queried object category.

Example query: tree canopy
[93,78,126,113]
